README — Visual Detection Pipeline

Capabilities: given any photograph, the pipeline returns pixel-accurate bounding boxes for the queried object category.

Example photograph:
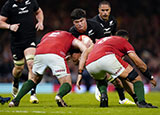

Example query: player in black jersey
[69,8,105,92]
[91,1,136,105]
[69,8,105,43]
[0,0,44,104]
[91,1,117,36]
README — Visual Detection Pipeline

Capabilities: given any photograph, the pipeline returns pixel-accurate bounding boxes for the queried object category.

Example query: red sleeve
[123,40,135,54]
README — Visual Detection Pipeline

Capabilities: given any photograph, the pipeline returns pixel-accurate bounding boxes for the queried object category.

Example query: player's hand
[150,78,157,88]
[9,24,20,32]
[36,22,44,31]
[76,74,82,90]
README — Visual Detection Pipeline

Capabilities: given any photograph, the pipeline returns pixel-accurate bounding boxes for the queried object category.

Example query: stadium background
[0,0,160,93]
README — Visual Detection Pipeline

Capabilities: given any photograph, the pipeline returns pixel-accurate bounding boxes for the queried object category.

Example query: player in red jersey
[77,30,157,108]
[9,30,87,107]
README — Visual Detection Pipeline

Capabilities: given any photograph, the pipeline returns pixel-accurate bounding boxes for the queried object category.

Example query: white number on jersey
[97,37,112,44]
[48,32,60,37]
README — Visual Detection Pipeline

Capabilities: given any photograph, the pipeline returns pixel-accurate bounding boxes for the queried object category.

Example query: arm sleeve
[0,2,10,17]
[32,0,39,12]
[124,40,135,54]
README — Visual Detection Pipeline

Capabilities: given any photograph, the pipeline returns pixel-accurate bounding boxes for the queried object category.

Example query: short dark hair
[115,29,129,38]
[71,8,86,21]
[99,1,111,8]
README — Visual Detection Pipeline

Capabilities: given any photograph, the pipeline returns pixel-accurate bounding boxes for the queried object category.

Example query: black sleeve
[32,0,39,12]
[69,26,79,38]
[0,1,10,17]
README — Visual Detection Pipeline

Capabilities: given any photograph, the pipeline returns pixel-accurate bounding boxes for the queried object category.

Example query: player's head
[116,29,129,40]
[71,8,87,33]
[98,1,111,21]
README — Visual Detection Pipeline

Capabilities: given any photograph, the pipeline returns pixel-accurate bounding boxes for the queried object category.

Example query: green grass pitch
[1,92,160,115]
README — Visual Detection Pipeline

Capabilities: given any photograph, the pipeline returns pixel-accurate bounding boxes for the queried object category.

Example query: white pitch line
[0,110,72,114]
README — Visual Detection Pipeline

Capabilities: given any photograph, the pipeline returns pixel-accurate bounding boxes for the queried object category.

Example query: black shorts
[11,40,36,61]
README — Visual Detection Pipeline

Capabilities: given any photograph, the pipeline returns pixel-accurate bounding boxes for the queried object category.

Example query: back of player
[36,30,76,58]
[86,36,134,66]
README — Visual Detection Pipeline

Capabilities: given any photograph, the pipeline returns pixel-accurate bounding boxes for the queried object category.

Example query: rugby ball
[78,35,93,48]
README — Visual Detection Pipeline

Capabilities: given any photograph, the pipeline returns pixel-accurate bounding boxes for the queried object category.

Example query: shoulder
[109,15,117,23]
[1,0,12,8]
[87,19,102,27]
[90,15,99,21]
[69,26,75,32]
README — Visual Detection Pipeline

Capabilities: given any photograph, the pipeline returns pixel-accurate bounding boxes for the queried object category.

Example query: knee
[13,66,24,74]
[30,74,42,84]
[27,60,34,70]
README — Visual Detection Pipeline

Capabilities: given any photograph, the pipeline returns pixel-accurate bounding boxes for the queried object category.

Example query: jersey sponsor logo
[109,20,114,26]
[19,7,27,11]
[12,4,18,8]
[19,7,28,14]
[104,28,111,34]
[25,0,31,5]
[55,69,65,73]
[115,67,122,75]
[88,29,94,36]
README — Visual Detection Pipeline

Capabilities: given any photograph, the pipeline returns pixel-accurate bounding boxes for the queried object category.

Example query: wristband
[142,68,153,80]
[78,69,83,75]
[9,24,11,30]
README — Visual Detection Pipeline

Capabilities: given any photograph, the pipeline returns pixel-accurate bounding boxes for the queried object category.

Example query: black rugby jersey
[91,15,117,37]
[69,19,105,43]
[0,0,39,45]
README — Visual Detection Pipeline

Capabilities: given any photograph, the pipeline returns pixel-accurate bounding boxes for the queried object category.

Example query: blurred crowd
[0,0,159,87]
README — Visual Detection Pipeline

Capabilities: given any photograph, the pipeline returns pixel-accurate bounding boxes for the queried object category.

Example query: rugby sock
[133,81,145,102]
[15,80,36,102]
[31,86,37,95]
[96,80,108,94]
[13,77,19,89]
[115,87,125,101]
[58,83,71,98]
[131,94,138,103]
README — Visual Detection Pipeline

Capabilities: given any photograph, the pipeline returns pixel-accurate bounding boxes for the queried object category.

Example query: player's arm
[0,15,19,32]
[128,52,156,87]
[76,42,94,89]
[35,8,44,31]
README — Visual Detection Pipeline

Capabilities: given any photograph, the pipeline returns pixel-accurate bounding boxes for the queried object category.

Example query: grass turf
[0,92,160,115]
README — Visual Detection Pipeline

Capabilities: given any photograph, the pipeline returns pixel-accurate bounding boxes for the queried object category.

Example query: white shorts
[86,54,125,80]
[32,54,70,78]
